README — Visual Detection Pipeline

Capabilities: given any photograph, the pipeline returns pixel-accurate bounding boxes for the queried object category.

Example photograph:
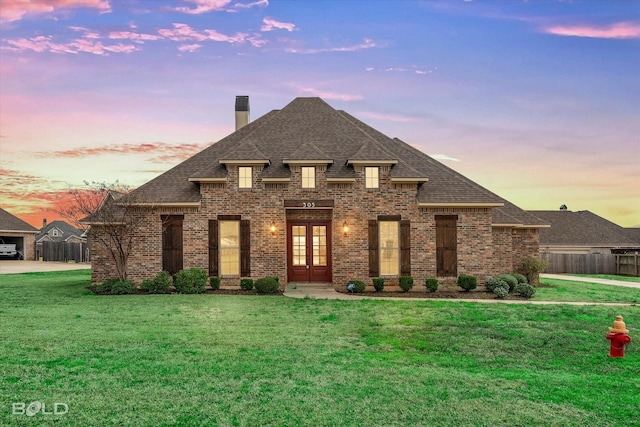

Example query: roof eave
[188,177,227,183]
[418,202,504,208]
[347,160,398,166]
[282,159,334,166]
[219,159,271,165]
[390,177,429,184]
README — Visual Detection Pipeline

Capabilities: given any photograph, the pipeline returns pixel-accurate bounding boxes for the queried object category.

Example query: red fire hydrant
[606,315,631,358]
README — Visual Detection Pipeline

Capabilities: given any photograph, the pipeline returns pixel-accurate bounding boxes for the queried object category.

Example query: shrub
[425,278,439,293]
[485,277,508,293]
[493,282,509,299]
[348,280,366,293]
[96,279,135,295]
[140,271,172,294]
[255,277,279,294]
[372,278,385,292]
[210,276,221,290]
[240,278,254,291]
[514,283,536,299]
[399,276,414,292]
[498,274,518,292]
[173,268,208,294]
[520,256,547,284]
[512,273,528,284]
[457,275,477,292]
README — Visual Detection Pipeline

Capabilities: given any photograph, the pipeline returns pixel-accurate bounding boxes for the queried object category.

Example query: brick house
[0,207,38,260]
[88,97,547,290]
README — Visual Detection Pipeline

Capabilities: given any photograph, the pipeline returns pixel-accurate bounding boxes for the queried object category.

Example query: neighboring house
[86,97,548,288]
[0,207,38,260]
[36,219,89,262]
[531,209,640,254]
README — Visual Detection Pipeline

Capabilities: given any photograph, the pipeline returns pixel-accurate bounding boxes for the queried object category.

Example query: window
[238,167,252,189]
[219,221,240,275]
[379,221,399,275]
[365,167,379,189]
[51,229,59,237]
[301,167,315,188]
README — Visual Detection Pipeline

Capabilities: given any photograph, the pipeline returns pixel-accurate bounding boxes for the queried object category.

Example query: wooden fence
[541,253,640,276]
[40,241,89,263]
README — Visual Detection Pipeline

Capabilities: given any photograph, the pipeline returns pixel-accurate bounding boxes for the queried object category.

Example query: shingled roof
[0,208,39,233]
[133,97,546,226]
[531,210,640,247]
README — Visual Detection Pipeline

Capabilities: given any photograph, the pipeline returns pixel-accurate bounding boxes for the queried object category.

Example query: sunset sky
[1,0,639,228]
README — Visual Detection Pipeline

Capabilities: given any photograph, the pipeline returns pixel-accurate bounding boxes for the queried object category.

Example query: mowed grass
[537,277,640,303]
[568,274,640,283]
[0,271,638,426]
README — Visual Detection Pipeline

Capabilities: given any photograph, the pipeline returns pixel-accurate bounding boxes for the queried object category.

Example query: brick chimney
[43,218,47,227]
[235,96,250,131]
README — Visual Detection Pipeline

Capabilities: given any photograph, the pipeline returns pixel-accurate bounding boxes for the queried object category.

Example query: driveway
[0,260,91,274]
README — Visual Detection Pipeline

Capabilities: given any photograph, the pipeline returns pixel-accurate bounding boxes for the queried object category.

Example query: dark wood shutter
[162,215,183,275]
[368,220,379,277]
[240,220,250,277]
[400,220,411,276]
[208,220,218,277]
[436,215,458,277]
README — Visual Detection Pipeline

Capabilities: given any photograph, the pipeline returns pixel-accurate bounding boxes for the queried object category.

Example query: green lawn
[567,274,640,283]
[537,277,640,303]
[1,271,639,426]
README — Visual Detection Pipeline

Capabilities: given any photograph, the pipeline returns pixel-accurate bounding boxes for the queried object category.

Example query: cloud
[234,0,268,8]
[430,154,461,162]
[170,0,232,14]
[178,43,202,52]
[4,35,137,55]
[366,65,436,75]
[357,111,421,123]
[108,31,162,43]
[261,17,295,32]
[542,22,640,39]
[286,38,382,54]
[300,88,362,101]
[0,0,111,23]
[158,23,209,41]
[158,23,265,47]
[39,142,208,163]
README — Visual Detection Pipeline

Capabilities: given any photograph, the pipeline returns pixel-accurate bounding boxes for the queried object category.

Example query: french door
[287,220,332,282]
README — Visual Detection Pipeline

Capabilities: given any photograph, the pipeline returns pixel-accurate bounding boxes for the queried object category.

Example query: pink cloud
[171,0,231,14]
[261,17,296,32]
[204,29,248,43]
[300,88,362,101]
[158,23,208,41]
[0,0,111,23]
[234,0,268,9]
[158,23,264,48]
[543,22,640,39]
[178,43,202,52]
[40,142,207,163]
[108,31,162,43]
[286,38,382,54]
[4,35,136,55]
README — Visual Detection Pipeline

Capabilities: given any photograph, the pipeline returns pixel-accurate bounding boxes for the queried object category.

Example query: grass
[537,277,640,303]
[1,270,639,426]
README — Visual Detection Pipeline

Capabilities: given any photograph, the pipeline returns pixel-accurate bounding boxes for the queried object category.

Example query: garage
[0,208,39,261]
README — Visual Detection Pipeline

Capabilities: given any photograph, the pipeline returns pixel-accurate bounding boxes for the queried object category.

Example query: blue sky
[1,0,639,227]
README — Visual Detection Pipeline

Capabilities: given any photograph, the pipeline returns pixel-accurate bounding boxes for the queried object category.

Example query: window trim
[301,166,316,189]
[238,166,252,189]
[365,166,379,189]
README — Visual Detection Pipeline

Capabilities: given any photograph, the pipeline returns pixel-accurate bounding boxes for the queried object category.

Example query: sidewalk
[0,260,91,274]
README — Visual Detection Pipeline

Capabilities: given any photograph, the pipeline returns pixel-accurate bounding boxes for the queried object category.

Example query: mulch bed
[335,289,528,300]
[87,286,284,296]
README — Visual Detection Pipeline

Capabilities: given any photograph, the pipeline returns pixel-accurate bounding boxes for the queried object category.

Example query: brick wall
[89,164,540,288]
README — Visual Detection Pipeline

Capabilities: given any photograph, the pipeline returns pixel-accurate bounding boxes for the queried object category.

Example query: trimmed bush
[399,276,414,292]
[485,277,508,293]
[348,280,366,293]
[174,268,208,294]
[498,274,518,292]
[240,278,254,291]
[210,276,221,290]
[493,282,509,299]
[372,277,385,292]
[514,283,536,299]
[96,279,135,295]
[520,256,547,284]
[255,277,279,294]
[140,271,172,294]
[512,273,528,284]
[425,278,439,293]
[457,275,477,292]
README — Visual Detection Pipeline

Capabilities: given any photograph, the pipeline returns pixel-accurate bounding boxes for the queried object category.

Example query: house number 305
[302,202,316,208]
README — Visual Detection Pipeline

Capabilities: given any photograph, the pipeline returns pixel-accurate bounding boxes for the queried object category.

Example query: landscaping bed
[336,288,529,299]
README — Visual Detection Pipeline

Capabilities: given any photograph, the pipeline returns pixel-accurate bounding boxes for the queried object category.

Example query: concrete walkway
[540,273,640,289]
[0,260,91,274]
[284,278,640,306]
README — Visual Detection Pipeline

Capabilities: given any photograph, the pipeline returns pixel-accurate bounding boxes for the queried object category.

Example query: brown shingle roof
[531,210,640,246]
[131,97,544,226]
[0,208,39,232]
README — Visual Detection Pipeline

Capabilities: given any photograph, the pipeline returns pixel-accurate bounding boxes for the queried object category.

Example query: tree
[59,181,148,282]
[520,255,547,285]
